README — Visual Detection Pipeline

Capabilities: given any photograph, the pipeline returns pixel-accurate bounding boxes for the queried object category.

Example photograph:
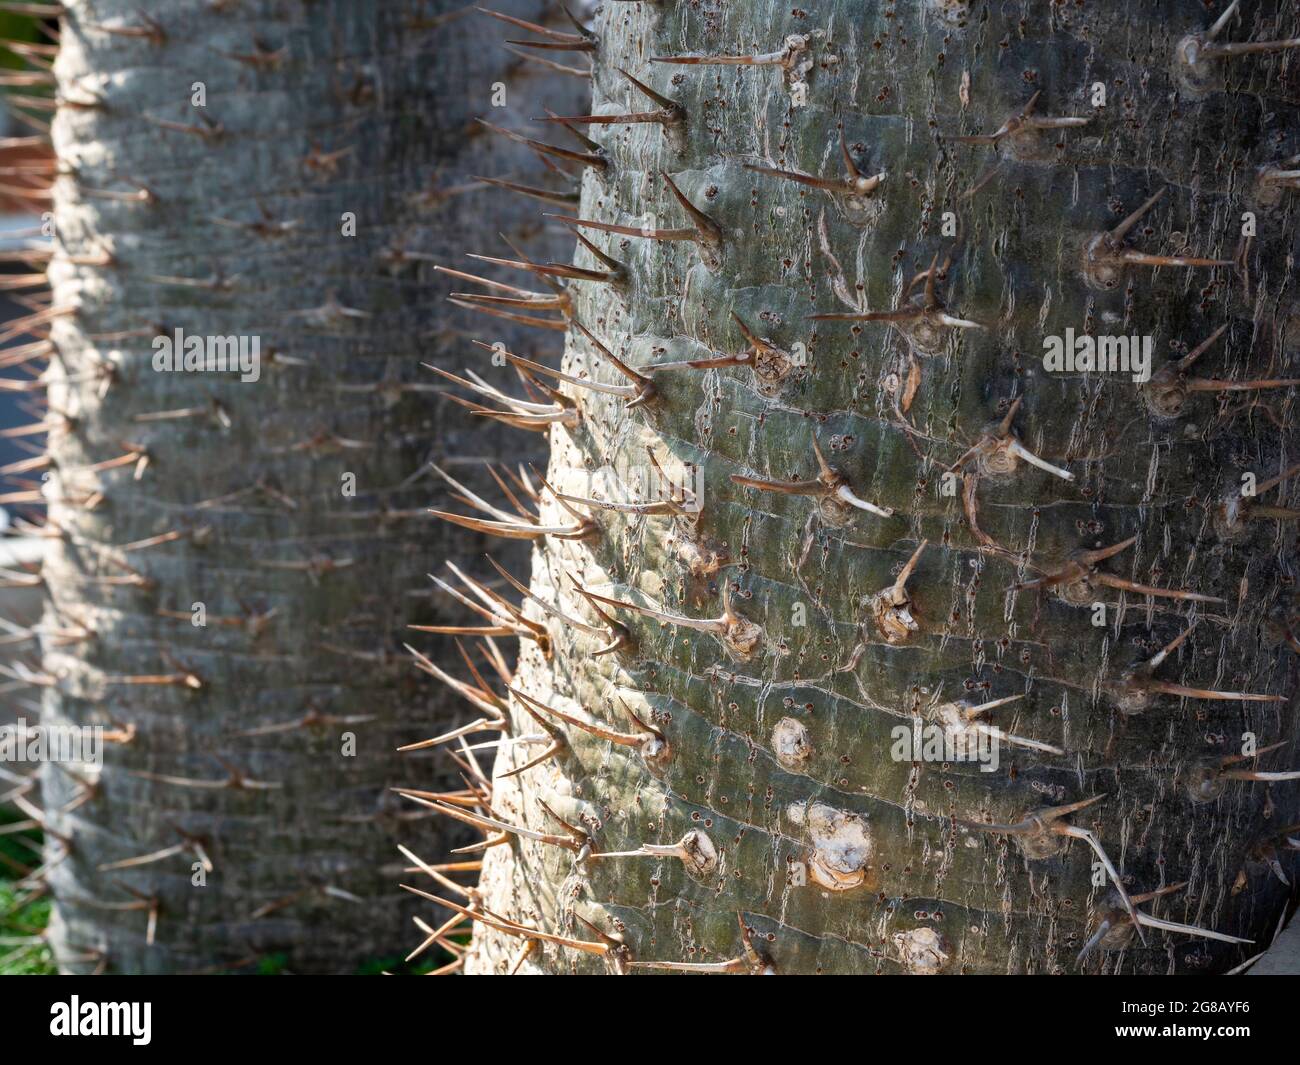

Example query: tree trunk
[454,0,1300,974]
[36,0,580,974]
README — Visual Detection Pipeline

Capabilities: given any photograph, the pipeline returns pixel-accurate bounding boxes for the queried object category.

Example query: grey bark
[35,0,580,973]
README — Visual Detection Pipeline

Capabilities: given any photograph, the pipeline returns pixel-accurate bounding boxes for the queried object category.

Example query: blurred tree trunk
[35,0,580,973]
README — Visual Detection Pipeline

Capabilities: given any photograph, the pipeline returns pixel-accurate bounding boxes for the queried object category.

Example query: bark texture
[36,0,577,973]
[458,0,1300,974]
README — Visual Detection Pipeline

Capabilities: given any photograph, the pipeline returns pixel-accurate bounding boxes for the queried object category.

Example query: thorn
[1135,911,1253,945]
[566,574,635,655]
[1186,741,1300,802]
[472,173,578,206]
[406,909,470,963]
[869,540,927,644]
[549,211,695,244]
[1180,0,1300,65]
[449,291,567,313]
[476,119,606,171]
[1114,249,1236,269]
[651,34,808,71]
[1084,188,1231,287]
[478,6,579,43]
[1093,572,1225,603]
[535,800,591,851]
[554,467,692,524]
[101,659,203,690]
[580,580,763,660]
[447,296,566,332]
[745,129,885,201]
[1218,461,1300,534]
[434,264,551,299]
[554,490,677,517]
[395,793,583,852]
[563,222,627,280]
[808,250,980,353]
[623,953,754,973]
[0,5,64,20]
[951,395,1074,481]
[568,320,657,407]
[731,433,893,520]
[474,341,637,402]
[1110,187,1166,243]
[462,246,565,296]
[934,694,1064,756]
[1011,536,1223,606]
[1223,766,1300,782]
[477,6,595,51]
[1080,882,1250,963]
[541,107,604,155]
[545,171,722,264]
[1149,326,1300,405]
[1143,323,1254,417]
[616,67,685,128]
[1184,374,1300,394]
[500,43,591,78]
[426,462,592,541]
[128,759,280,792]
[418,560,551,647]
[427,362,576,432]
[963,796,1147,944]
[97,828,211,873]
[498,737,565,779]
[587,829,717,879]
[402,888,617,960]
[498,693,569,779]
[1129,882,1190,906]
[403,644,506,726]
[505,939,538,974]
[509,685,663,756]
[1258,151,1300,196]
[484,556,604,639]
[1205,0,1241,42]
[952,90,1089,145]
[643,312,794,391]
[1114,624,1284,714]
[536,70,682,129]
[659,169,723,247]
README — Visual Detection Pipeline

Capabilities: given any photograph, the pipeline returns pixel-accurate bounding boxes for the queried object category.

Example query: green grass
[1,809,53,975]
[0,881,51,974]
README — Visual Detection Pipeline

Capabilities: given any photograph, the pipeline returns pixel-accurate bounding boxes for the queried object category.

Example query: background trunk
[457,0,1300,974]
[34,0,578,974]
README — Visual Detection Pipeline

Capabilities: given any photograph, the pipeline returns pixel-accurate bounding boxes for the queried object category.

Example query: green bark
[455,0,1300,975]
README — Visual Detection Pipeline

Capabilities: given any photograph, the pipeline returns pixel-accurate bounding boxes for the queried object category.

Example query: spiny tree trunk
[436,0,1300,975]
[34,0,579,974]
